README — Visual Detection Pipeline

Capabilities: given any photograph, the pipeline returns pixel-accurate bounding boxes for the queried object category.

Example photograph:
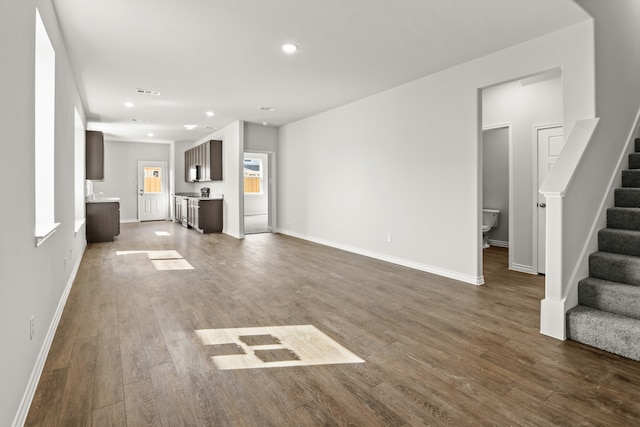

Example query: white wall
[278,21,594,284]
[0,0,87,424]
[244,122,278,152]
[482,76,563,271]
[92,140,170,222]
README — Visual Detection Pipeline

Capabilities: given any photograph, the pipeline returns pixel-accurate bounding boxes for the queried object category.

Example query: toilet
[482,209,500,249]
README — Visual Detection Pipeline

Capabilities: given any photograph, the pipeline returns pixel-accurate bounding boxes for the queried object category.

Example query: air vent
[136,88,161,96]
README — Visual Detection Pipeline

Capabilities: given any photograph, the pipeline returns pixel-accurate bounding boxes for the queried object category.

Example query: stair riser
[598,230,640,257]
[607,209,640,231]
[589,253,640,286]
[622,170,640,188]
[579,280,640,320]
[635,138,640,153]
[630,153,640,169]
[614,189,640,207]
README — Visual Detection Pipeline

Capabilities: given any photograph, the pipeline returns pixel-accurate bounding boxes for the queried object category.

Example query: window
[34,9,58,245]
[74,108,85,232]
[244,158,262,194]
[144,167,163,193]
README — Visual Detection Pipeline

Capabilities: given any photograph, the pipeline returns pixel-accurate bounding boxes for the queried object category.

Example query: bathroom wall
[482,75,563,272]
[483,127,509,245]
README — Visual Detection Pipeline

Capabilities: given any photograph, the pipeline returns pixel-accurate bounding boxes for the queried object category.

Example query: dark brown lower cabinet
[187,198,223,233]
[86,202,120,243]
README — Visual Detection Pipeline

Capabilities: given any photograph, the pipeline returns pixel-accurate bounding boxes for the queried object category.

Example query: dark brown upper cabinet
[184,139,222,182]
[86,130,104,181]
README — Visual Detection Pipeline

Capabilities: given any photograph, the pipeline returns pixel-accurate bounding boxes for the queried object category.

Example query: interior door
[138,161,167,221]
[537,126,564,274]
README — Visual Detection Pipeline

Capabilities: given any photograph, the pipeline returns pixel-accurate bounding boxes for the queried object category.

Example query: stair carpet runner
[566,138,640,361]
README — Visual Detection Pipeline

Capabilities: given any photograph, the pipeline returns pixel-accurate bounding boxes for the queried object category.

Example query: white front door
[537,126,564,274]
[138,161,167,221]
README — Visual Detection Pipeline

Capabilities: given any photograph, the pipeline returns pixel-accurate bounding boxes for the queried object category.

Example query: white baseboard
[510,263,535,274]
[488,239,509,248]
[12,242,86,427]
[277,229,483,285]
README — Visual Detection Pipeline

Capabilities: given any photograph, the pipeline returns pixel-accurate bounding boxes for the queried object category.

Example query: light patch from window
[155,231,171,236]
[195,325,364,370]
[151,259,194,270]
[116,249,193,270]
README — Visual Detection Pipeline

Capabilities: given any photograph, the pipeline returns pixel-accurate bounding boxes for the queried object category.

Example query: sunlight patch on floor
[116,249,193,270]
[155,231,171,236]
[195,325,364,370]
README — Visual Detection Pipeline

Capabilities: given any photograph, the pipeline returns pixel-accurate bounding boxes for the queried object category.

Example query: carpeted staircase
[566,138,640,361]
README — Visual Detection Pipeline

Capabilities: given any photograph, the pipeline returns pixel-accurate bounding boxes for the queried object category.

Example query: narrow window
[34,9,57,245]
[74,108,85,231]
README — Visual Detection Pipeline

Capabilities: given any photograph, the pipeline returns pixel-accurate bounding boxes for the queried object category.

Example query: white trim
[482,123,514,271]
[35,222,60,247]
[12,242,86,427]
[532,123,564,275]
[278,229,484,285]
[510,263,535,274]
[487,239,509,248]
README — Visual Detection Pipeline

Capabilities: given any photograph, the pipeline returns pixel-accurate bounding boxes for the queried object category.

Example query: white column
[540,194,567,339]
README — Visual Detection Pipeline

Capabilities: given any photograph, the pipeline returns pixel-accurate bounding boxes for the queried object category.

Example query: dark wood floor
[26,222,640,426]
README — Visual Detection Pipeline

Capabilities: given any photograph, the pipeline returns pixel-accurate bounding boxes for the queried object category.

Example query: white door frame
[137,160,169,221]
[482,123,514,272]
[242,150,277,236]
[532,123,563,274]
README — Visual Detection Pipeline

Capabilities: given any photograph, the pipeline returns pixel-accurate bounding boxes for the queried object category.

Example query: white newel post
[540,193,567,339]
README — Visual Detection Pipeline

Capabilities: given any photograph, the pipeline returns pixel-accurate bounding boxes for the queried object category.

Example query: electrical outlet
[387,233,393,243]
[30,315,35,340]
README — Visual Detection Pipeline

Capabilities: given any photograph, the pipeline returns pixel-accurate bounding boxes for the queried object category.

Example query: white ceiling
[51,0,590,143]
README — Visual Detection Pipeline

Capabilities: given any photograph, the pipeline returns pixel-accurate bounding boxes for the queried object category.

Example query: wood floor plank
[91,402,126,427]
[123,379,161,427]
[93,326,123,409]
[58,337,98,427]
[25,223,640,425]
[25,368,67,427]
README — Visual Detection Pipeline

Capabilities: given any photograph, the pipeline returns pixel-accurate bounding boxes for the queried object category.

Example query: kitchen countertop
[86,197,120,203]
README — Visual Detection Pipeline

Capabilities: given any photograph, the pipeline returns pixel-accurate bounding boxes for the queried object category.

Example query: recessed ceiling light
[281,43,298,54]
[147,133,154,137]
[184,124,197,130]
[262,122,269,126]
[259,107,276,111]
[206,111,215,117]
[124,102,135,108]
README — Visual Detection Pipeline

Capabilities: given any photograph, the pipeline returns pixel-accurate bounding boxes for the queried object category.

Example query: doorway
[535,125,564,274]
[479,68,563,280]
[138,161,168,221]
[243,152,274,234]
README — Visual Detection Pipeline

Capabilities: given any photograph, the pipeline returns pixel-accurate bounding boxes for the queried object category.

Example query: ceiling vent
[136,88,161,96]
